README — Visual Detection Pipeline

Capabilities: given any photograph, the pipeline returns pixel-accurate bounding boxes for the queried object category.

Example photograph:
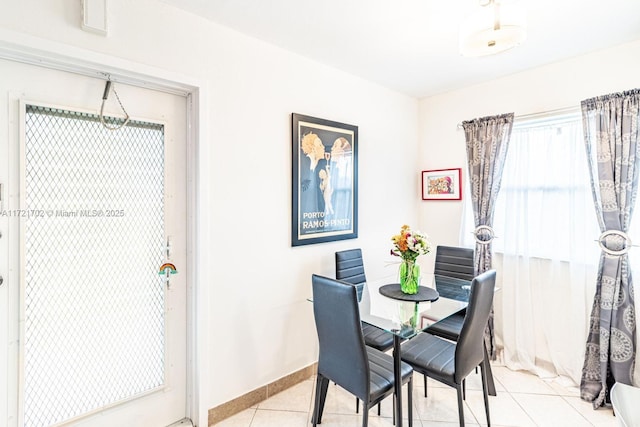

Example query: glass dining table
[358,274,472,427]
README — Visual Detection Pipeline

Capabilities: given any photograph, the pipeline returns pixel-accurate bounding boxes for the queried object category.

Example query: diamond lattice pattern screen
[23,105,166,427]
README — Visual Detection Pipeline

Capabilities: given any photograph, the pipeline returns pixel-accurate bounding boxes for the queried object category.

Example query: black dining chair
[425,245,496,398]
[424,245,474,351]
[335,249,395,416]
[335,249,395,352]
[400,269,496,427]
[311,274,414,427]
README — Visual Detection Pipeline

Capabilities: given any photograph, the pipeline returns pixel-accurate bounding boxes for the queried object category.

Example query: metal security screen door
[22,105,169,426]
[0,59,188,427]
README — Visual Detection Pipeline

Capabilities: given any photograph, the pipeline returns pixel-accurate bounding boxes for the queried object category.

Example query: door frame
[0,28,208,427]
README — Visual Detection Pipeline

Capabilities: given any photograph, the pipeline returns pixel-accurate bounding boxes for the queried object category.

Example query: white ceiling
[160,0,640,99]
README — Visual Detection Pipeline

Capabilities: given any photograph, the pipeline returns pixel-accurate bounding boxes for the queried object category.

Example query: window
[461,109,640,384]
[462,110,600,262]
[462,109,640,268]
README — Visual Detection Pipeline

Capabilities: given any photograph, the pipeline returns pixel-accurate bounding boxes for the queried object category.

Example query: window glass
[463,112,600,262]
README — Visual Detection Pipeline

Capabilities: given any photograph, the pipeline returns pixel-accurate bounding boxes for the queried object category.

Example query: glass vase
[399,259,420,294]
[399,301,420,331]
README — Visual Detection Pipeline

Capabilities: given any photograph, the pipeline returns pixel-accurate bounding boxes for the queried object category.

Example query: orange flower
[390,224,430,260]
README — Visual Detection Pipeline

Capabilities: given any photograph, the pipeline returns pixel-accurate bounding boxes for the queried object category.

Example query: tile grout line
[503,389,541,427]
[558,394,603,427]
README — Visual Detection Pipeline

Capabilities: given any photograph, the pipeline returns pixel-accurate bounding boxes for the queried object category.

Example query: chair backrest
[434,246,475,280]
[454,269,496,382]
[335,249,367,301]
[434,246,475,301]
[312,274,369,401]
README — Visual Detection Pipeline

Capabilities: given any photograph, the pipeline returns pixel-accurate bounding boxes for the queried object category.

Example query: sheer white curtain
[462,112,600,385]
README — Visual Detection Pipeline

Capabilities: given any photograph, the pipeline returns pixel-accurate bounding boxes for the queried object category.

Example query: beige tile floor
[213,364,620,427]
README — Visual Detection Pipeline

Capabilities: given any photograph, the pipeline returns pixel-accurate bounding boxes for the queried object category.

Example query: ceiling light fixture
[459,0,526,57]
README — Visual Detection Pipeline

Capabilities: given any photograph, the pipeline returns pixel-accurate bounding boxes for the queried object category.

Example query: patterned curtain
[462,113,514,358]
[580,89,640,408]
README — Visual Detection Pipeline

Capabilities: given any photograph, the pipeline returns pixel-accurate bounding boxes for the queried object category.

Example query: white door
[0,59,188,427]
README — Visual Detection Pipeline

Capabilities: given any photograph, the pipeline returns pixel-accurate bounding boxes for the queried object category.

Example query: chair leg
[362,402,369,427]
[423,374,427,397]
[463,378,466,400]
[408,375,413,427]
[483,344,497,396]
[456,384,465,427]
[480,362,492,426]
[313,374,329,425]
[392,394,396,425]
[312,379,321,427]
[356,399,379,418]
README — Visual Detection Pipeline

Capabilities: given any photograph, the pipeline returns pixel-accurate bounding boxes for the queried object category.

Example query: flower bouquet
[391,224,431,294]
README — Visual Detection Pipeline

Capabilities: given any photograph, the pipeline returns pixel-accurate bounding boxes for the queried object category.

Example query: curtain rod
[456,106,580,130]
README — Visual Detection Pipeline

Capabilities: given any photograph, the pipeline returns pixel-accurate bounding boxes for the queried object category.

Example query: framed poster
[291,113,358,246]
[422,168,462,200]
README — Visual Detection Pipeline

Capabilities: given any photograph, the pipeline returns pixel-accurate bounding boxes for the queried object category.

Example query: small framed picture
[422,168,462,200]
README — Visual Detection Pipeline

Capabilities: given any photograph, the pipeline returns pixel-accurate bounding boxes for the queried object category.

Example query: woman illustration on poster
[300,132,328,219]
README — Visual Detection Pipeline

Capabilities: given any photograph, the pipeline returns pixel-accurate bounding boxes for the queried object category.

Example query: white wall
[417,39,640,261]
[417,39,640,382]
[0,0,420,424]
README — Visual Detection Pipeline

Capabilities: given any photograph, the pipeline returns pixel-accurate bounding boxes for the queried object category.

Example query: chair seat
[367,347,413,401]
[435,282,471,302]
[424,310,465,341]
[401,333,456,385]
[401,270,496,427]
[363,322,394,351]
[425,308,499,398]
